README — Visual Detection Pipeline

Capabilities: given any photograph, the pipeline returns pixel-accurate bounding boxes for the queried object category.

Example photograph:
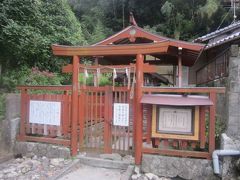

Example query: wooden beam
[142,148,211,159]
[135,54,144,165]
[17,85,72,91]
[142,87,225,94]
[71,55,79,156]
[52,42,169,56]
[62,63,159,73]
[18,136,70,147]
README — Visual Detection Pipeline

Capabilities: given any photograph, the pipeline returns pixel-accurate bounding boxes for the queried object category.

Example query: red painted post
[178,47,182,87]
[19,89,27,140]
[135,54,144,164]
[200,106,206,149]
[104,86,112,153]
[79,91,85,149]
[209,92,216,154]
[71,55,79,156]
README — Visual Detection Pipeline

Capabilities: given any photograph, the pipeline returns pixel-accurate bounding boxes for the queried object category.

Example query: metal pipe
[212,149,240,174]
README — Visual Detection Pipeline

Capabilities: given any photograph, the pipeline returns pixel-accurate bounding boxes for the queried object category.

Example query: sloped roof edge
[194,21,240,43]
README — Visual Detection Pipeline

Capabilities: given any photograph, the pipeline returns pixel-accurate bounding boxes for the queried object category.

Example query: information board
[29,100,61,126]
[158,107,192,134]
[113,103,129,126]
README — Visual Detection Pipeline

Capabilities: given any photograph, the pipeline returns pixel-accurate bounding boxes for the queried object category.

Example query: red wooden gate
[78,86,133,154]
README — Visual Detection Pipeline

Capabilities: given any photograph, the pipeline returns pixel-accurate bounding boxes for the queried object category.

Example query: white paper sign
[29,100,61,126]
[113,103,129,126]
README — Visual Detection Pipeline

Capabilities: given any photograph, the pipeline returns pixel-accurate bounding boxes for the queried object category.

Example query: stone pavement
[0,153,176,180]
[0,155,74,180]
[59,164,123,180]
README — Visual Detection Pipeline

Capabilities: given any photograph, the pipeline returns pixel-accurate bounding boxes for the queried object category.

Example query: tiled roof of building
[194,21,240,42]
[194,21,240,49]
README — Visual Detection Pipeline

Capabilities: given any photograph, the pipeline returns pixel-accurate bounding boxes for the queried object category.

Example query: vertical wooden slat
[108,87,113,153]
[100,91,103,148]
[79,91,85,149]
[209,92,216,154]
[146,104,152,144]
[123,90,126,151]
[127,89,131,152]
[25,95,30,134]
[62,91,68,137]
[200,106,206,149]
[95,91,98,148]
[90,91,93,148]
[85,90,89,148]
[104,86,112,153]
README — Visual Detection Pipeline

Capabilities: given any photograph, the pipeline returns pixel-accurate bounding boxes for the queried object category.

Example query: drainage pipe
[212,150,240,174]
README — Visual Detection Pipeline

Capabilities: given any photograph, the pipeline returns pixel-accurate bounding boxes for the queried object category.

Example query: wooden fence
[17,85,72,147]
[17,85,134,155]
[17,85,225,161]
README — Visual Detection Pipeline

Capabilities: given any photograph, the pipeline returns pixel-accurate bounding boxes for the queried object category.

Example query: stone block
[227,123,240,137]
[5,94,20,121]
[227,92,240,128]
[229,81,240,93]
[78,156,130,170]
[100,153,122,161]
[221,133,240,179]
[142,154,217,180]
[14,142,70,159]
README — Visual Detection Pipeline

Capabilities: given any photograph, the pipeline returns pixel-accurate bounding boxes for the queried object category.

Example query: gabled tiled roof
[206,30,240,49]
[194,21,240,43]
[194,21,240,49]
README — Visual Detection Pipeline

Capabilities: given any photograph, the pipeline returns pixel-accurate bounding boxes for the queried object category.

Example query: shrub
[1,66,63,92]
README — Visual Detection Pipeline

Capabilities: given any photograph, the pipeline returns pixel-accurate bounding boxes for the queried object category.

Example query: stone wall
[226,45,240,137]
[142,154,218,180]
[14,142,71,159]
[0,94,20,153]
[221,133,240,179]
[218,45,240,179]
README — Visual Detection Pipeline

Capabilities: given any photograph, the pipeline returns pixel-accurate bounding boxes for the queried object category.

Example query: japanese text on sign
[113,103,129,126]
[29,100,61,126]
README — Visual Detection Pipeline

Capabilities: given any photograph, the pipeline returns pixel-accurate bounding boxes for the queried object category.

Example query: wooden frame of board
[151,105,199,141]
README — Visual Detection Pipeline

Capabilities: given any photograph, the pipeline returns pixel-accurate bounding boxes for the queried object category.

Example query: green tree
[0,0,86,72]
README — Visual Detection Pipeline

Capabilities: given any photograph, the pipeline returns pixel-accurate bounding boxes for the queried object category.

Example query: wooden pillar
[71,55,79,156]
[178,47,182,87]
[199,106,206,149]
[135,54,144,165]
[19,89,27,140]
[104,86,112,153]
[209,92,216,154]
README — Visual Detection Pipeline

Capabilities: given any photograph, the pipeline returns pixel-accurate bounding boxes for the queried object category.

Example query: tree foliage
[0,0,236,91]
[69,0,233,40]
[0,0,86,71]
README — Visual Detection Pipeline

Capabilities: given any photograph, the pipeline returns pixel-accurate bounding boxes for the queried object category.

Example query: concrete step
[77,155,131,170]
